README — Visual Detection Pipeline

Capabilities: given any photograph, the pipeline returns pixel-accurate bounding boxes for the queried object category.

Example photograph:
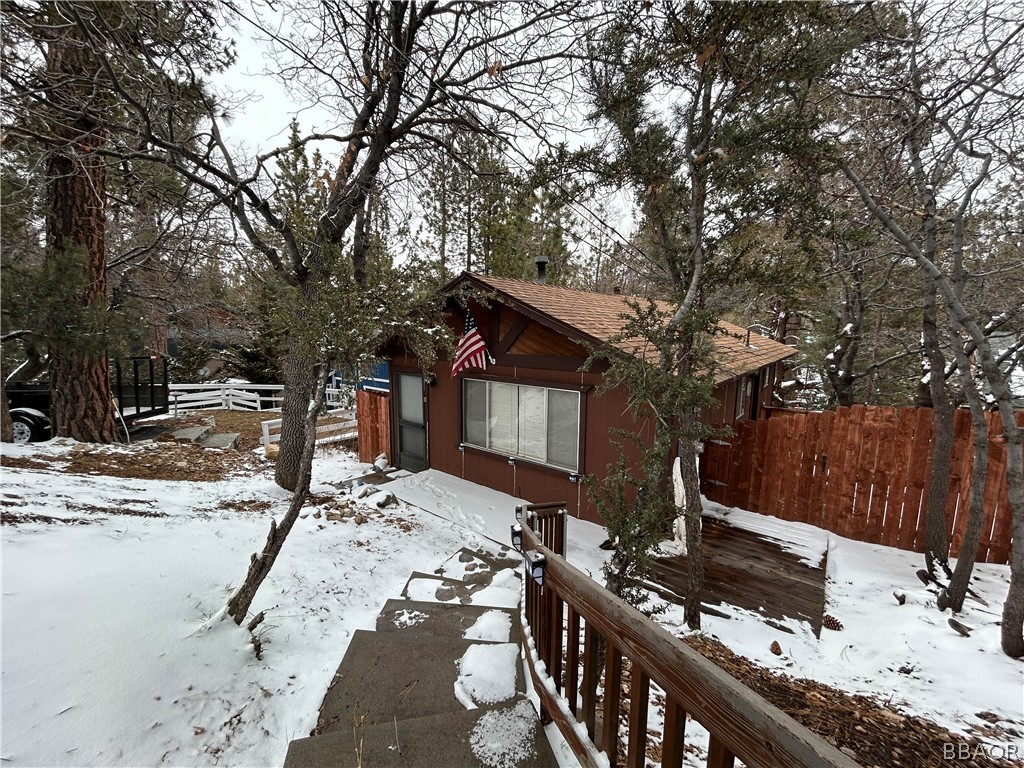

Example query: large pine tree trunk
[44,15,118,444]
[0,380,12,442]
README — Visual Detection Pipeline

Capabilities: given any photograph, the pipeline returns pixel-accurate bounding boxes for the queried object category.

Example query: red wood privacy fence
[699,406,1023,565]
[355,389,390,463]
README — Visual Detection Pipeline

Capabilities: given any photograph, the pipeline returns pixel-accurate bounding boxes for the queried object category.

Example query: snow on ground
[3,445,1022,766]
[0,442,493,767]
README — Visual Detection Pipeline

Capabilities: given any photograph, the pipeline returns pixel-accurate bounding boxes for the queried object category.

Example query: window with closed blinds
[462,379,580,471]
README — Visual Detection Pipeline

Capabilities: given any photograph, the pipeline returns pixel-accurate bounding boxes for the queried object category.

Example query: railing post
[626,668,650,768]
[661,699,687,768]
[706,736,735,768]
[602,645,623,767]
[581,621,600,739]
[566,605,581,716]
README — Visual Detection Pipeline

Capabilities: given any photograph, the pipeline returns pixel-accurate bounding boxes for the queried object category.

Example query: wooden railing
[517,502,567,555]
[518,522,861,768]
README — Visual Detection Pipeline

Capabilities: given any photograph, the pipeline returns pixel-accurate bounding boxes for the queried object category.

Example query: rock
[354,513,368,525]
[353,483,377,499]
[370,490,398,508]
[265,443,279,460]
[373,453,388,470]
[770,640,783,656]
[893,590,906,605]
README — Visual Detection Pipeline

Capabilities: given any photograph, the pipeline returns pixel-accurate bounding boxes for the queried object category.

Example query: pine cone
[823,614,844,631]
[770,640,783,656]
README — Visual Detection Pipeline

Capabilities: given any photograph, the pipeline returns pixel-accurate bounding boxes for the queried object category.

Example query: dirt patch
[60,442,263,482]
[217,499,274,514]
[679,635,1019,768]
[1,511,92,526]
[65,502,167,518]
[0,455,57,471]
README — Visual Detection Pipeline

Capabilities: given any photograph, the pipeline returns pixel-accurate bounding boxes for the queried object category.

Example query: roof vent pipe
[535,253,549,284]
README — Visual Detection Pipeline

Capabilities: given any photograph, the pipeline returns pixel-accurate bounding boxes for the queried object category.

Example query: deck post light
[511,524,523,552]
[515,505,523,522]
[525,550,546,586]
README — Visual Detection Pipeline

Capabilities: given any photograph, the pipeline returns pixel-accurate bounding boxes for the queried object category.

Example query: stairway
[283,548,558,768]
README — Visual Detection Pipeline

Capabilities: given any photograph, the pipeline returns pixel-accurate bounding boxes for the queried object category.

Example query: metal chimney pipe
[535,253,549,284]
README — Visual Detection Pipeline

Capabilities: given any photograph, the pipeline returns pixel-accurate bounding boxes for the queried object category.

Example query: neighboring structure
[378,272,796,523]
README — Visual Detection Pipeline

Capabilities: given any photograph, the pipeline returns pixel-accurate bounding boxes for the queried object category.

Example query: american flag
[451,309,493,376]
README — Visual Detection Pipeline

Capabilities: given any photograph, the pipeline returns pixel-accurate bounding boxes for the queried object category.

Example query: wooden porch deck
[648,516,828,637]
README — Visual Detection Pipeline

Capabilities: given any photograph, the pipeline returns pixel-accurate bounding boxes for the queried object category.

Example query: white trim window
[463,379,580,471]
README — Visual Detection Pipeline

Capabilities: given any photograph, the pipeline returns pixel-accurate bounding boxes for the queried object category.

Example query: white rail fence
[169,384,352,414]
[260,409,357,448]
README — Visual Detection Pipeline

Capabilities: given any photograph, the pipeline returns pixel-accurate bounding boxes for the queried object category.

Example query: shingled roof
[456,272,796,384]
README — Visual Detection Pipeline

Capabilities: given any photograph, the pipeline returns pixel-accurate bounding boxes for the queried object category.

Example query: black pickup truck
[7,356,170,443]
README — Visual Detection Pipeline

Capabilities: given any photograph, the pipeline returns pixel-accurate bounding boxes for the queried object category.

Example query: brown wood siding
[508,320,588,357]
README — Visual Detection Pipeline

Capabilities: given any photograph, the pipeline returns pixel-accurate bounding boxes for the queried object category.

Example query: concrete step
[286,698,557,768]
[376,599,519,645]
[400,570,521,610]
[314,629,524,737]
[434,547,522,585]
[199,432,240,450]
[169,425,213,444]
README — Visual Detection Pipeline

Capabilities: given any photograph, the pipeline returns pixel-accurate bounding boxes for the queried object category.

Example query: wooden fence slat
[866,408,897,545]
[782,415,805,522]
[837,405,867,539]
[851,407,881,543]
[989,411,1024,563]
[946,408,974,558]
[793,412,819,525]
[733,424,752,509]
[982,418,1009,565]
[748,418,769,512]
[809,410,834,528]
[823,407,851,533]
[881,408,913,548]
[897,408,931,552]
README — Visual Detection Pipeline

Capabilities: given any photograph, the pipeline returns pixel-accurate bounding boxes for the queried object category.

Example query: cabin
[377,272,797,524]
